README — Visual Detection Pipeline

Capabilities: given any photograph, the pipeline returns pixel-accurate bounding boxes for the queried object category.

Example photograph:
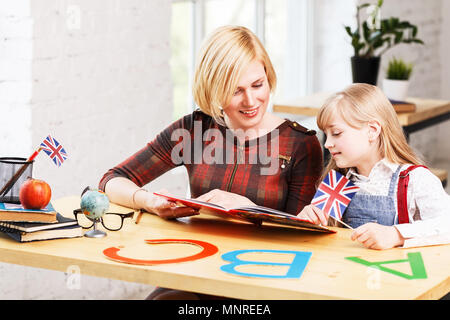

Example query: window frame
[171,0,314,114]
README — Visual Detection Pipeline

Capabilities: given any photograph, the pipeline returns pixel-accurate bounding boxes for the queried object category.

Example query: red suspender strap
[397,165,428,224]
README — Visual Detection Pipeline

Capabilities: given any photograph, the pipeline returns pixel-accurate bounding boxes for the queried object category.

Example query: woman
[99,25,323,299]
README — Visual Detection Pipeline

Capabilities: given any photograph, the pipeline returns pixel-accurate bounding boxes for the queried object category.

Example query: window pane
[265,0,287,101]
[204,0,255,36]
[170,0,311,120]
[266,0,312,101]
[171,1,193,119]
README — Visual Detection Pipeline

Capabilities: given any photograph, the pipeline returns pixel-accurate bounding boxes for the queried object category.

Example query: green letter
[345,252,427,280]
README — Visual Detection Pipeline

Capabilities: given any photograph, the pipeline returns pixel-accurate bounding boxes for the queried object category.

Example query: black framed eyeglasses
[73,208,134,231]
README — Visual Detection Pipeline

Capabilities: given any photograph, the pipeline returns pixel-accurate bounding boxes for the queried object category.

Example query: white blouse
[345,159,450,248]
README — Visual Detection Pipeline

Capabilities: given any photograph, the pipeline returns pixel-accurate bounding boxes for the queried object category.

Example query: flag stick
[329,215,354,230]
[0,147,42,197]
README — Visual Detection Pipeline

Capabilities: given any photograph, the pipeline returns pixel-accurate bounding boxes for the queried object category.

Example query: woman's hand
[142,189,199,220]
[195,189,255,210]
[351,223,405,250]
[297,204,328,225]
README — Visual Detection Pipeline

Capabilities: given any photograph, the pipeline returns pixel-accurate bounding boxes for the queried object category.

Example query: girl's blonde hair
[192,25,277,125]
[317,83,424,180]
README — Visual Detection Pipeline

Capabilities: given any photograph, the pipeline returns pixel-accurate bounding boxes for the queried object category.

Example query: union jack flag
[311,170,359,220]
[40,135,68,166]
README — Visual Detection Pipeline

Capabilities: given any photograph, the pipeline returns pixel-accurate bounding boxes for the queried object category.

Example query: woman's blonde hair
[317,83,424,180]
[192,25,277,125]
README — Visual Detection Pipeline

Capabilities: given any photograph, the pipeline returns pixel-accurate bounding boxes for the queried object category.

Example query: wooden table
[0,196,449,300]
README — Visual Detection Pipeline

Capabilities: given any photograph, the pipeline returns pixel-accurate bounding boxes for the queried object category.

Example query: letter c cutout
[103,239,218,265]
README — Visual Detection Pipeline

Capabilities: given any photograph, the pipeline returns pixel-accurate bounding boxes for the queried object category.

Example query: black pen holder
[0,157,33,204]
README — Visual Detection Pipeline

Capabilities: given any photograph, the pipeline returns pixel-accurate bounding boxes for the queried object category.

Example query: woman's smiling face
[222,59,271,132]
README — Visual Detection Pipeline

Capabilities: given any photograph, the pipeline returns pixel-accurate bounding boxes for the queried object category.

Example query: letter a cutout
[345,252,427,280]
[221,249,312,279]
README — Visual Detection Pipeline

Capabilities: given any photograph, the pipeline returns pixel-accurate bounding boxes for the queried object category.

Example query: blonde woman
[99,26,323,299]
[99,25,322,218]
[298,83,450,250]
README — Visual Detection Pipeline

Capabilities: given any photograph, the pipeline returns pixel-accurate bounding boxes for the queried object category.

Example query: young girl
[298,83,450,249]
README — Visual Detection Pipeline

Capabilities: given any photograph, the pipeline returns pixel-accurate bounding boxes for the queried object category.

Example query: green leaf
[344,26,354,38]
[398,21,411,29]
[347,0,422,57]
[391,17,400,27]
[386,57,413,80]
[362,21,370,41]
[394,31,403,44]
[358,3,371,10]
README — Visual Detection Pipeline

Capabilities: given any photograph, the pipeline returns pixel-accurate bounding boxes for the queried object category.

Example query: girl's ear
[367,120,382,142]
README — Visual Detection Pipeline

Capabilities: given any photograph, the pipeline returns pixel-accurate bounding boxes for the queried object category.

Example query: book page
[232,205,294,217]
[153,193,227,211]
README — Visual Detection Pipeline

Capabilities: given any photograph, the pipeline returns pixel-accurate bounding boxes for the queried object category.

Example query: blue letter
[221,249,312,279]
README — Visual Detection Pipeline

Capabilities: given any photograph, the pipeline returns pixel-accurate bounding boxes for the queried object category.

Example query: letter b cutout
[221,249,312,279]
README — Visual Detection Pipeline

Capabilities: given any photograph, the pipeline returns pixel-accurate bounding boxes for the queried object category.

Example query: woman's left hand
[195,189,255,210]
[351,223,405,250]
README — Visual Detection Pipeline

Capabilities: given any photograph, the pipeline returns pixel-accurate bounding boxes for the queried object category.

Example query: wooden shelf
[274,93,450,127]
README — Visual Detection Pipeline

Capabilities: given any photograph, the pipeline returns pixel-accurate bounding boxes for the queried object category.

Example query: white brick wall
[1,0,172,300]
[0,0,33,156]
[30,0,173,199]
[376,0,449,165]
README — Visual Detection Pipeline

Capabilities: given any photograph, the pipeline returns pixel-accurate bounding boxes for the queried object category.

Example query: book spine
[0,222,20,233]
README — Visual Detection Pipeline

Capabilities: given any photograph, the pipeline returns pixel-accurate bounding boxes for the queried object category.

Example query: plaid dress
[99,110,323,215]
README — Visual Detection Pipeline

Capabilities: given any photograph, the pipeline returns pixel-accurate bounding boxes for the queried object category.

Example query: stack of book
[0,202,82,242]
[389,99,416,113]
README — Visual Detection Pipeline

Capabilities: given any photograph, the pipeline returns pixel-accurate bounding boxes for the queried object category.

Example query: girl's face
[222,59,271,132]
[323,112,380,175]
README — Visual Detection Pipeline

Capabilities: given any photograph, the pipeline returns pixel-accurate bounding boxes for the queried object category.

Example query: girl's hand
[351,223,405,250]
[195,189,255,210]
[144,189,199,220]
[297,204,329,225]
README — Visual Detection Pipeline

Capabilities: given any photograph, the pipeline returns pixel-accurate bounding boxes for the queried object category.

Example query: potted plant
[344,0,424,85]
[382,57,413,101]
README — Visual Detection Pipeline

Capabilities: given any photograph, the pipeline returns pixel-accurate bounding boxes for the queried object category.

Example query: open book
[154,192,335,234]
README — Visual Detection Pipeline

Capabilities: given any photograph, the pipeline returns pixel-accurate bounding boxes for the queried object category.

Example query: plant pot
[351,56,381,85]
[382,78,410,101]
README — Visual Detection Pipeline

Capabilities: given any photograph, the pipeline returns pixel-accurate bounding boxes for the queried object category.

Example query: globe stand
[84,219,107,238]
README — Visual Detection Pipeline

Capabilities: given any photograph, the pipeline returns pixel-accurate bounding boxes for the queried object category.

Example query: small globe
[80,189,110,221]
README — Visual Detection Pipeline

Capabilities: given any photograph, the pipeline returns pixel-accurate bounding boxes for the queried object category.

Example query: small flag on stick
[40,135,68,166]
[311,170,359,226]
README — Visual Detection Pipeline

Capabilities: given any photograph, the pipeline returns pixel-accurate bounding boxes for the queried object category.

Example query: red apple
[19,178,52,209]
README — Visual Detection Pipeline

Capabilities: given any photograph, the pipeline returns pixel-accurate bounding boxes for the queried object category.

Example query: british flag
[311,170,359,220]
[40,135,68,166]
